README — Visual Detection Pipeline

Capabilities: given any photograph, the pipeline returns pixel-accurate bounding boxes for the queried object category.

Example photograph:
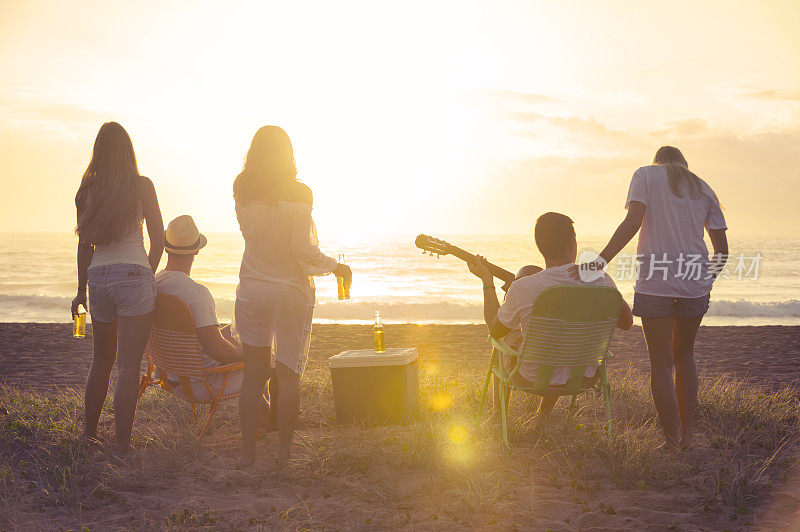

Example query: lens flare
[422,360,440,376]
[448,424,468,445]
[429,392,453,411]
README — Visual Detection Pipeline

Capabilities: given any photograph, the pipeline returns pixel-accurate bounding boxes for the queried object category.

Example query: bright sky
[1,0,799,239]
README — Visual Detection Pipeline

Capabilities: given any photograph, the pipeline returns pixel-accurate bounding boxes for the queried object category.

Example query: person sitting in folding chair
[155,215,274,423]
[467,212,633,432]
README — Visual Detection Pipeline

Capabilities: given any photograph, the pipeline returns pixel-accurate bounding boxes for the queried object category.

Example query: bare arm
[71,202,94,318]
[487,313,511,339]
[289,185,346,279]
[617,299,634,330]
[71,234,94,318]
[141,177,164,272]
[468,255,511,339]
[707,228,729,278]
[599,201,645,264]
[196,326,243,365]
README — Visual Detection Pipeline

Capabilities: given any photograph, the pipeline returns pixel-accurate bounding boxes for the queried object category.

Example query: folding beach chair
[477,285,622,448]
[137,293,244,435]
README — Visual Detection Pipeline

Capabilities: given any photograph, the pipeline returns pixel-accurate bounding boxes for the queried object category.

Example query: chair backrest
[518,285,622,391]
[144,292,206,380]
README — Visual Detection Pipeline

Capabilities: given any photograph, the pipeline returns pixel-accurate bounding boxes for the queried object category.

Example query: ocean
[1,232,798,326]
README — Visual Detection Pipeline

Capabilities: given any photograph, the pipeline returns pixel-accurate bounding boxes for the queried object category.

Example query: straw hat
[164,215,207,255]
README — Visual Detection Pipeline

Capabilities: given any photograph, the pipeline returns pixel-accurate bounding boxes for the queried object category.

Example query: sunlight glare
[429,392,453,412]
[447,424,468,445]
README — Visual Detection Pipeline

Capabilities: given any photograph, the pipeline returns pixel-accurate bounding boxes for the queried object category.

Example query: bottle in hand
[73,308,86,338]
[337,253,350,300]
[373,310,385,353]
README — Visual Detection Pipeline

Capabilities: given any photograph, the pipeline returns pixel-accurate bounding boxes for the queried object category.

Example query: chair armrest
[488,335,524,382]
[203,361,245,374]
[488,336,520,357]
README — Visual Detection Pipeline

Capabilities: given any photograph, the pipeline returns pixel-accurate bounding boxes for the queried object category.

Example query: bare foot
[276,446,291,465]
[113,444,131,458]
[239,448,256,469]
[259,400,278,432]
[83,434,104,449]
[678,431,692,450]
[656,438,680,453]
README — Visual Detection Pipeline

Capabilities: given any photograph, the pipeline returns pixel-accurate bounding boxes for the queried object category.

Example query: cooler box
[328,348,419,424]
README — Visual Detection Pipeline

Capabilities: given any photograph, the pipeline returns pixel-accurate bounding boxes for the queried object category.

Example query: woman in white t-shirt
[581,146,728,449]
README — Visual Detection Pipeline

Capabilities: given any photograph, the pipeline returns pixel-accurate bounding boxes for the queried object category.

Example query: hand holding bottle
[334,257,352,300]
[71,289,87,319]
[72,289,87,338]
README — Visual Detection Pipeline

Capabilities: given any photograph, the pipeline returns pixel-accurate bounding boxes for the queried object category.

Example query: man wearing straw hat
[156,215,273,418]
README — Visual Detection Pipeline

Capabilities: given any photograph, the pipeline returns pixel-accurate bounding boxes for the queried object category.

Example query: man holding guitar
[464,212,633,430]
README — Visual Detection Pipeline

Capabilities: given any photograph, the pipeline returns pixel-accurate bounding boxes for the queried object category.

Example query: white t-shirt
[626,165,727,298]
[155,270,219,328]
[497,264,619,385]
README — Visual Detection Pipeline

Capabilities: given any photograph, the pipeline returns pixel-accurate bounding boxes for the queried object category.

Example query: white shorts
[503,329,597,387]
[233,280,314,376]
[180,369,244,402]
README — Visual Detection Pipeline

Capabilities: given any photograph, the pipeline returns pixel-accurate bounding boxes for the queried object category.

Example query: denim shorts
[88,264,156,322]
[632,292,710,319]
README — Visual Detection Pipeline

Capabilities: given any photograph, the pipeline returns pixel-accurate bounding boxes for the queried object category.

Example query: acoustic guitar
[415,234,526,292]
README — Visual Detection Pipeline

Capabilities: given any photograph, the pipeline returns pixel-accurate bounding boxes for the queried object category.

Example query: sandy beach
[2,323,800,530]
[2,324,799,391]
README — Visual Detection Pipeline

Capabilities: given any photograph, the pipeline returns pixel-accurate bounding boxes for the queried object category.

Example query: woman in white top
[233,126,351,466]
[71,122,165,456]
[581,146,728,449]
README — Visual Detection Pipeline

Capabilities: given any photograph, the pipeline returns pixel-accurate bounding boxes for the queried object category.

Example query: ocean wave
[313,300,483,321]
[313,299,800,320]
[0,293,72,309]
[707,299,800,318]
[1,293,799,323]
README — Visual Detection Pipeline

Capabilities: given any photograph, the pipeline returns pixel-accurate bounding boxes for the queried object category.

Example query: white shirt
[155,270,218,328]
[497,264,618,385]
[626,165,727,298]
[236,200,337,298]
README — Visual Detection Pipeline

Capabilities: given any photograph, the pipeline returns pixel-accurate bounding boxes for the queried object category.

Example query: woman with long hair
[71,122,164,456]
[233,126,351,466]
[579,146,728,449]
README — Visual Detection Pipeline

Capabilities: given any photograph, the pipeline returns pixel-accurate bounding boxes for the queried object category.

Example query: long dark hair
[75,122,143,246]
[233,126,297,203]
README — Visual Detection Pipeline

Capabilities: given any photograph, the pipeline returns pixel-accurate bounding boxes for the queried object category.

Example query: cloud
[656,118,708,136]
[503,110,622,139]
[462,123,800,236]
[478,89,559,105]
[0,87,113,136]
[745,89,800,102]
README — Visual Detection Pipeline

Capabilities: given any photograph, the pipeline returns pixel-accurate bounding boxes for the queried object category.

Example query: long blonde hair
[75,122,143,246]
[233,126,297,203]
[652,146,704,199]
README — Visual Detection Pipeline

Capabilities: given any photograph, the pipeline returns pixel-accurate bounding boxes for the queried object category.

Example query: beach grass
[1,358,798,529]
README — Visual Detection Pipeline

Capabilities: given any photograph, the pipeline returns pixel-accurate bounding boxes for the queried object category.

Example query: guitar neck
[447,245,516,284]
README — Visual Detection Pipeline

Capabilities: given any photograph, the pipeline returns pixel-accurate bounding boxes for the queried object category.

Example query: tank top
[84,191,150,270]
[89,223,150,269]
